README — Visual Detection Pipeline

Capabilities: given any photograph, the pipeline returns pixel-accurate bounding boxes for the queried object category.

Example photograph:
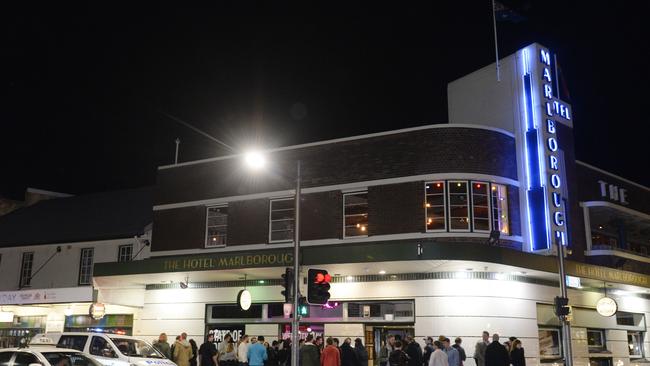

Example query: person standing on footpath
[321,338,341,366]
[199,334,218,366]
[428,341,448,366]
[154,333,172,359]
[379,341,389,366]
[248,336,268,366]
[452,338,466,366]
[404,336,422,366]
[485,334,509,366]
[354,339,368,366]
[238,335,251,366]
[278,339,291,366]
[189,339,198,366]
[509,340,525,366]
[174,333,194,366]
[388,341,409,366]
[340,339,360,366]
[422,338,434,366]
[300,335,321,366]
[442,338,459,366]
[473,332,490,366]
[266,341,279,366]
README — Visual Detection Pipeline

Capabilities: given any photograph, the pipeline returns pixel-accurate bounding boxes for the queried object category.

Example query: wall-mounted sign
[206,324,244,349]
[89,302,106,320]
[598,180,628,205]
[0,287,93,305]
[565,275,581,288]
[237,290,252,311]
[596,296,618,317]
[519,45,572,251]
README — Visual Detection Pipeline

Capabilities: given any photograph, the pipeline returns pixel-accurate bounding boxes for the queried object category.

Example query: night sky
[3,1,649,199]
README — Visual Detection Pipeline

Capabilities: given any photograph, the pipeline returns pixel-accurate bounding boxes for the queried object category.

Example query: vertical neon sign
[521,45,572,251]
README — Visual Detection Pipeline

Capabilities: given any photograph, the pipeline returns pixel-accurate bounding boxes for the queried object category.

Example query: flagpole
[491,0,500,81]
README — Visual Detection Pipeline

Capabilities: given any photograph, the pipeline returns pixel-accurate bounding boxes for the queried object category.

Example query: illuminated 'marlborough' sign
[520,44,572,251]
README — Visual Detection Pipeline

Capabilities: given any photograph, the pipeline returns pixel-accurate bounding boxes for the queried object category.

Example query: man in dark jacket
[300,335,320,366]
[485,334,509,366]
[340,339,360,366]
[404,336,422,366]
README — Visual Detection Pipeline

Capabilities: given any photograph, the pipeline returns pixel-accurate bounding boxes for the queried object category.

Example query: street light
[244,152,301,366]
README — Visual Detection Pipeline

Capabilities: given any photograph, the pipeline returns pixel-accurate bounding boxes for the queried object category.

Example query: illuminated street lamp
[244,151,301,366]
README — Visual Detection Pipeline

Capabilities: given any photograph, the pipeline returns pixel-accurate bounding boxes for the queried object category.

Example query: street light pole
[556,236,573,366]
[291,160,301,366]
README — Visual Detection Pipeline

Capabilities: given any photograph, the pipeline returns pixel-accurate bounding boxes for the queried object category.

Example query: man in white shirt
[238,335,250,366]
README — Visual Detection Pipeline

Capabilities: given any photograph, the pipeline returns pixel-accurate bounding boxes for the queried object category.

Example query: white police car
[0,346,102,366]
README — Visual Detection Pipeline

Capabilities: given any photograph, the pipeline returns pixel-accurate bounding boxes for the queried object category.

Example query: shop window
[616,311,644,327]
[344,192,368,238]
[490,183,510,235]
[448,181,470,231]
[471,182,490,232]
[78,248,94,285]
[117,244,133,262]
[628,331,644,358]
[42,352,104,366]
[425,182,446,231]
[587,329,607,353]
[13,353,39,366]
[270,198,295,242]
[19,252,34,288]
[206,205,228,247]
[588,359,612,366]
[538,328,562,359]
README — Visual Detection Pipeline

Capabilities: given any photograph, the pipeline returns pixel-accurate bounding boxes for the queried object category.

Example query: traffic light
[281,268,294,303]
[307,268,331,305]
[554,296,570,316]
[298,296,309,317]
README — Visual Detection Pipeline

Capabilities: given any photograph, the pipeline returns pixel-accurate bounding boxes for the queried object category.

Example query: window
[117,245,133,262]
[58,335,89,352]
[206,205,228,247]
[344,192,368,237]
[628,331,643,358]
[491,183,510,235]
[19,252,34,288]
[448,181,469,231]
[78,248,94,285]
[425,182,446,231]
[270,198,294,242]
[471,182,490,232]
[587,329,606,353]
[13,353,39,366]
[538,328,562,359]
[43,352,104,366]
[90,336,116,358]
[0,352,14,366]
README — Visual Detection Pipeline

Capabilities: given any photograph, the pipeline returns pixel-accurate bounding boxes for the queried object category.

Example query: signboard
[565,275,581,288]
[519,44,572,251]
[0,287,93,305]
[596,297,618,317]
[237,290,252,311]
[89,303,106,320]
[206,324,244,349]
[598,180,629,205]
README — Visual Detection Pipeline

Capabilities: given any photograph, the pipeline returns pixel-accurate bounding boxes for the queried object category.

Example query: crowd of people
[150,331,525,366]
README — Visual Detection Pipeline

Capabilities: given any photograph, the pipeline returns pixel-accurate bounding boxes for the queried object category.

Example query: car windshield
[111,338,164,358]
[43,352,104,366]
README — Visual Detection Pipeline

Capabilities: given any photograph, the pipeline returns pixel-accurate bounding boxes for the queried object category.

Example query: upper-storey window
[78,248,94,285]
[471,182,490,232]
[491,183,510,235]
[425,182,446,231]
[206,205,228,247]
[270,198,294,242]
[344,192,368,237]
[118,244,133,262]
[20,252,34,288]
[448,181,470,231]
[425,181,510,234]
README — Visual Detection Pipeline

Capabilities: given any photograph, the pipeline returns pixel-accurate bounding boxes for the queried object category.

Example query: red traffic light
[313,272,332,283]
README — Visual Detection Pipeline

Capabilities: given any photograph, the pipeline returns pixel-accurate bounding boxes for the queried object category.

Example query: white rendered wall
[134,277,650,366]
[447,52,520,133]
[0,235,151,291]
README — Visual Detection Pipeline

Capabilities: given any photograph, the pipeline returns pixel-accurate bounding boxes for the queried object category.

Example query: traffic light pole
[556,236,573,366]
[291,160,301,366]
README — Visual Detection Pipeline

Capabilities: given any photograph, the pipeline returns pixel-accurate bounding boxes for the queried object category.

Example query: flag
[494,1,526,23]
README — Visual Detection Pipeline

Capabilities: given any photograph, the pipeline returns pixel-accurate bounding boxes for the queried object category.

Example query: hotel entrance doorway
[366,325,415,366]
